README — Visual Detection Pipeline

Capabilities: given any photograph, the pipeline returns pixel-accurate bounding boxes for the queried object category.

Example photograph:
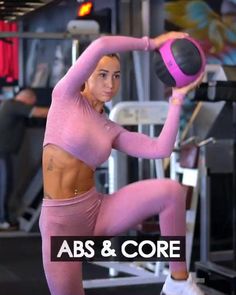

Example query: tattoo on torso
[47,157,54,171]
[44,192,53,199]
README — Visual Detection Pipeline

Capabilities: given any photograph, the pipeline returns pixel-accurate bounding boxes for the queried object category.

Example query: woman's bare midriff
[42,144,95,199]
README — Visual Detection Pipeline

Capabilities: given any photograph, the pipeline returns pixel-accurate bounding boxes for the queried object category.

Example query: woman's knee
[165,179,186,206]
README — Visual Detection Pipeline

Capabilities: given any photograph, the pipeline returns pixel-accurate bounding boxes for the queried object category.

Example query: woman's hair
[80,53,120,91]
[107,53,120,61]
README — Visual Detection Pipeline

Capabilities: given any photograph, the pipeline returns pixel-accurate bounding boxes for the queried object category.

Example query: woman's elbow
[91,36,110,51]
[165,152,172,158]
[157,148,173,158]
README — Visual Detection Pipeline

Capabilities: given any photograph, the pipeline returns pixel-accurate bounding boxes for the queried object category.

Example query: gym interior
[0,0,236,294]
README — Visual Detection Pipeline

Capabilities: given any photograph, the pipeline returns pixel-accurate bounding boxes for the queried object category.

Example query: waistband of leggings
[42,187,97,207]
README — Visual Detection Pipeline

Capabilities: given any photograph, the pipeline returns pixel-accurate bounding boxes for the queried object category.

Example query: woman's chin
[102,96,113,102]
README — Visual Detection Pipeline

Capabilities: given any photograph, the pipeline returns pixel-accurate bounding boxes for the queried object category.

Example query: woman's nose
[106,77,113,88]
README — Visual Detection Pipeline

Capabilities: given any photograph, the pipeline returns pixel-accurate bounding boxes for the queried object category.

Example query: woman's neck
[82,91,104,114]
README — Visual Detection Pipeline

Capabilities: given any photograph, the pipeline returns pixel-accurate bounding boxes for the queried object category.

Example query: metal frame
[18,167,43,232]
[199,139,235,264]
[170,152,200,271]
[108,101,169,193]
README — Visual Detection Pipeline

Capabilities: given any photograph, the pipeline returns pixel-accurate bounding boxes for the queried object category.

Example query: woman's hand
[152,31,189,49]
[169,72,205,106]
[172,72,205,97]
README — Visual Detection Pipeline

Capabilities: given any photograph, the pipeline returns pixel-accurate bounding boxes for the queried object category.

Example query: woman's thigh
[94,178,185,236]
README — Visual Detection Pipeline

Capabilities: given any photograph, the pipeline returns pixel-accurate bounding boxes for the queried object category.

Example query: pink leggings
[39,179,187,295]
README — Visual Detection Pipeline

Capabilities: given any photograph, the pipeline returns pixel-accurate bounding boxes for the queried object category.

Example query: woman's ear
[81,83,85,92]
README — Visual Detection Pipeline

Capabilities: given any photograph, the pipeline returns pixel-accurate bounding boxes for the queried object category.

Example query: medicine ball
[153,37,205,87]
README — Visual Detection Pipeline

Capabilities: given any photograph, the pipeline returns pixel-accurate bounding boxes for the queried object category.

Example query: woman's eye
[99,73,106,78]
[114,74,120,79]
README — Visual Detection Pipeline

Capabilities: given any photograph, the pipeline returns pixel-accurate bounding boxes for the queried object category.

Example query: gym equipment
[153,37,205,87]
[189,65,236,295]
[67,20,100,35]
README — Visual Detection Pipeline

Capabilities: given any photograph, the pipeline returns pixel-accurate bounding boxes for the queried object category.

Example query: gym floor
[0,232,163,295]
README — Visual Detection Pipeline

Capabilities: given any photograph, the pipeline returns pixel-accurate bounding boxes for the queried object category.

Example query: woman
[39,32,204,295]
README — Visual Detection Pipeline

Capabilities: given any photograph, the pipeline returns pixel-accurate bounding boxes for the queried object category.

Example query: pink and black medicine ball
[153,37,205,87]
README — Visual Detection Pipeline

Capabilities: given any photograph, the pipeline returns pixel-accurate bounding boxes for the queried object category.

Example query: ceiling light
[25,2,44,6]
[4,16,16,21]
[17,7,35,11]
[11,12,25,16]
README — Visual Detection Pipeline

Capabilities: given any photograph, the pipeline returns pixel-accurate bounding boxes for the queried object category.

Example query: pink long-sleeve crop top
[43,36,183,171]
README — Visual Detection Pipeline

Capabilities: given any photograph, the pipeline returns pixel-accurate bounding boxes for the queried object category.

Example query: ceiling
[0,0,60,21]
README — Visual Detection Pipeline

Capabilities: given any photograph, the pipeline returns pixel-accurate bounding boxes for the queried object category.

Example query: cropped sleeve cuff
[142,36,156,51]
[169,92,185,106]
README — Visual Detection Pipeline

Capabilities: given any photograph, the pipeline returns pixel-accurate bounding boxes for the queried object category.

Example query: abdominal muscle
[42,144,95,199]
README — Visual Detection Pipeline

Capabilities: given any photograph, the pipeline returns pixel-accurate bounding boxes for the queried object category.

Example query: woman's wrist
[142,36,151,51]
[169,92,185,106]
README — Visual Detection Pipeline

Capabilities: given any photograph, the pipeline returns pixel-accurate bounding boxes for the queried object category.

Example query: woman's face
[84,55,121,102]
